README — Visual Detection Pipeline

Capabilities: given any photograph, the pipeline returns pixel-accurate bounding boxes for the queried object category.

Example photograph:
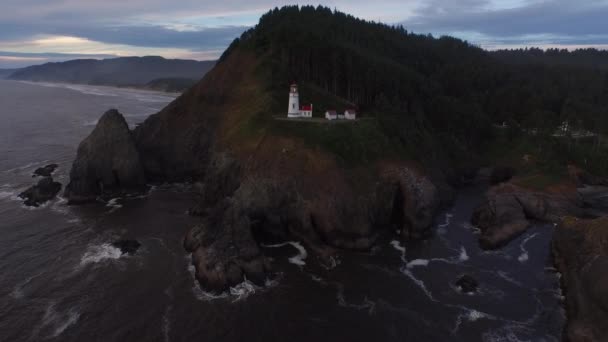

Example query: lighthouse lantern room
[287,83,300,118]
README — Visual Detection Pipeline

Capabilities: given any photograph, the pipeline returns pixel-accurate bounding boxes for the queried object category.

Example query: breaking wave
[262,241,308,266]
[80,243,123,266]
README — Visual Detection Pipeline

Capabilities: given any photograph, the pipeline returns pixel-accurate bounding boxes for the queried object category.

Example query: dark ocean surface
[0,80,564,341]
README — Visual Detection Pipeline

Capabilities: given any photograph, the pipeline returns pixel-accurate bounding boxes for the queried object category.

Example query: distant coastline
[6,56,215,93]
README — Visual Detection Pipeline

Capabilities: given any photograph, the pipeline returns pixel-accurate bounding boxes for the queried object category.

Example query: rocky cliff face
[64,109,146,203]
[182,153,445,292]
[553,217,608,342]
[472,183,582,249]
[65,50,449,292]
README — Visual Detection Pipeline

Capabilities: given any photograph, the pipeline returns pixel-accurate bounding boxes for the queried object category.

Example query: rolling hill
[9,56,215,90]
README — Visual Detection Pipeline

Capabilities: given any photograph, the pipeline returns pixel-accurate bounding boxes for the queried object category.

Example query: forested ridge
[220,6,608,174]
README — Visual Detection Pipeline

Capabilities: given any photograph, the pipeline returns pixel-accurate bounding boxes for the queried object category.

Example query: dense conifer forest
[221,6,608,175]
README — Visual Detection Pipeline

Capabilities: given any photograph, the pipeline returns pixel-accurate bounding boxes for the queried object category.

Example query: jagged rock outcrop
[472,183,582,249]
[183,155,445,292]
[112,240,141,255]
[553,217,608,342]
[455,275,478,294]
[19,177,62,207]
[64,109,146,203]
[33,164,58,177]
[375,165,441,241]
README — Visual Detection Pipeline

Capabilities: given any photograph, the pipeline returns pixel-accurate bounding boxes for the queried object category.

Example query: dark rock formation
[455,275,478,294]
[553,217,608,342]
[112,239,141,255]
[64,109,146,203]
[490,166,515,185]
[183,157,445,292]
[375,165,440,241]
[472,184,582,249]
[19,177,62,207]
[33,164,58,177]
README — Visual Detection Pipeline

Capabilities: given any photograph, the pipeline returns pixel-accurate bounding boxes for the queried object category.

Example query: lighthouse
[287,83,300,118]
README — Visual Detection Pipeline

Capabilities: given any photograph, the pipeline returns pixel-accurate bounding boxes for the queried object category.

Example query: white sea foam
[0,190,17,200]
[496,271,523,287]
[262,241,308,266]
[39,303,81,338]
[106,198,123,212]
[463,221,482,234]
[437,212,453,228]
[3,160,50,173]
[400,268,436,302]
[162,306,171,342]
[452,308,492,333]
[80,243,123,266]
[390,240,406,261]
[321,255,341,270]
[337,292,376,315]
[459,246,470,261]
[406,259,430,269]
[10,273,43,299]
[187,258,278,302]
[517,233,538,263]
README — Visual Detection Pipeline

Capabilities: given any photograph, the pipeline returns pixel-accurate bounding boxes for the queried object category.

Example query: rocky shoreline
[553,217,608,342]
[64,109,450,291]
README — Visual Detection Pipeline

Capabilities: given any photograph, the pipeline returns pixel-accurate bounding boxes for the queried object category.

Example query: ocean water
[0,80,564,341]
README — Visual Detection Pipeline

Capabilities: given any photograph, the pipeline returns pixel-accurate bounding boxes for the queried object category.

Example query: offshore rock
[19,176,62,207]
[64,109,146,203]
[33,164,58,177]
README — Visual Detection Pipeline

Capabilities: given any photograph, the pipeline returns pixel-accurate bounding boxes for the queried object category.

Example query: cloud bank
[0,0,606,67]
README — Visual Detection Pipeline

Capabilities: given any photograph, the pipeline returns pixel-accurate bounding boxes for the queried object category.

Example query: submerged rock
[64,109,146,203]
[455,275,478,294]
[33,164,58,177]
[553,217,608,342]
[19,176,62,207]
[490,166,515,185]
[112,239,141,255]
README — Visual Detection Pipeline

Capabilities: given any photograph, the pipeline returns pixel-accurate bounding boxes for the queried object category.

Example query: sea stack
[64,109,146,203]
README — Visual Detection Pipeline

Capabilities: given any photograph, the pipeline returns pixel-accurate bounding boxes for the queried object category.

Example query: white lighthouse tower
[287,83,300,118]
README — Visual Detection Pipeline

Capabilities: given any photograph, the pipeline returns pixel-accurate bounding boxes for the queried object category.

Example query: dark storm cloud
[404,0,608,45]
[50,25,250,49]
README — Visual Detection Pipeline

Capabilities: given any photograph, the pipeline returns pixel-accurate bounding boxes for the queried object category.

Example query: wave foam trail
[162,306,171,342]
[0,190,17,201]
[438,212,453,228]
[459,246,469,261]
[406,259,430,269]
[518,233,538,263]
[452,308,492,334]
[80,243,123,266]
[38,303,81,338]
[187,259,278,302]
[401,268,436,302]
[106,198,123,212]
[390,240,406,261]
[262,241,308,266]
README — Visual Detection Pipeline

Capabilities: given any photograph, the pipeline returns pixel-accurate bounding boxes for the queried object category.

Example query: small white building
[325,110,337,120]
[300,104,313,118]
[344,109,357,120]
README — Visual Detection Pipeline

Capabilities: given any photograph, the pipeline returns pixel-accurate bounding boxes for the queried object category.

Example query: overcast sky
[1,0,607,68]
